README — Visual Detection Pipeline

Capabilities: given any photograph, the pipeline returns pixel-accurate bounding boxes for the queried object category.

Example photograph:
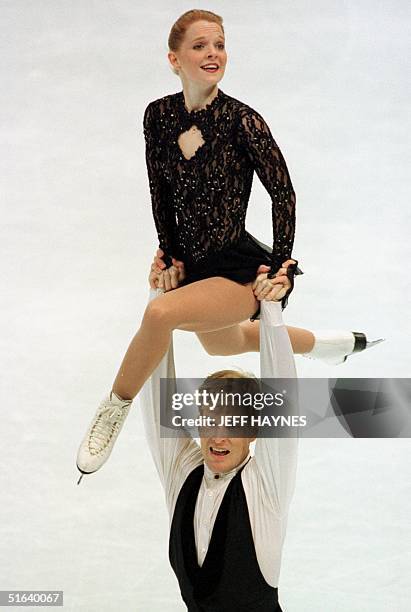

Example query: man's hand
[148,248,186,291]
[253,260,296,302]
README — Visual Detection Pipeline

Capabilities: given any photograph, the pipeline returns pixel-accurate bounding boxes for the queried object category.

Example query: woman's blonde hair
[168,9,224,75]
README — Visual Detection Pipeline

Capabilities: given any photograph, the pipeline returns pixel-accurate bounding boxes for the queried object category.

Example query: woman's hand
[148,248,186,291]
[252,260,296,302]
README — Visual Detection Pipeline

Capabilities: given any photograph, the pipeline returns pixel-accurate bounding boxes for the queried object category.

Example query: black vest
[169,461,283,612]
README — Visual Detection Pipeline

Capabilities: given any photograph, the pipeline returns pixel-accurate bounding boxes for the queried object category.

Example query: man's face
[199,433,254,473]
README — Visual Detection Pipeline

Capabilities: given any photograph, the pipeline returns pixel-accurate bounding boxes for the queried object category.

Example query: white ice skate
[302,331,385,366]
[76,391,133,484]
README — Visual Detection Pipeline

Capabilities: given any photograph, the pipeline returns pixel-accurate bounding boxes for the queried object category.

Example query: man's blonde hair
[197,369,260,438]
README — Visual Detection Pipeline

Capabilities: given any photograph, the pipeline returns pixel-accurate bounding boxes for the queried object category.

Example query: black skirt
[177,231,303,320]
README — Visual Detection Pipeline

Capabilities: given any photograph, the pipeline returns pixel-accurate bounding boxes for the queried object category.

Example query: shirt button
[208,491,213,497]
[202,547,206,553]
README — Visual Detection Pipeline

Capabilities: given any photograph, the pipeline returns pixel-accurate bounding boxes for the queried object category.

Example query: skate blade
[325,338,386,366]
[365,338,386,349]
[77,472,85,485]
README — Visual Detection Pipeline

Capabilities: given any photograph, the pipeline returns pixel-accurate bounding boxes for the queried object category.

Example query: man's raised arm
[253,300,299,517]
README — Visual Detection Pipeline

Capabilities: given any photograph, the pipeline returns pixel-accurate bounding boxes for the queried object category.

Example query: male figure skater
[140,288,298,611]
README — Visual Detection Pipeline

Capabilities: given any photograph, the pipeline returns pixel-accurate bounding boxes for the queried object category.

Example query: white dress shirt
[140,288,298,588]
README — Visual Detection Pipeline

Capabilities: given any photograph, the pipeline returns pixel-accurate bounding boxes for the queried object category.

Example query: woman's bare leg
[286,326,315,353]
[196,321,315,356]
[111,278,259,400]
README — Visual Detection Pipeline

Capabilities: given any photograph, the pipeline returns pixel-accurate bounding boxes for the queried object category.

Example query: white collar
[203,452,251,485]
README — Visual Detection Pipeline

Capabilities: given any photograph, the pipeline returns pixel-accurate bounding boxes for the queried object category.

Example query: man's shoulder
[240,454,265,491]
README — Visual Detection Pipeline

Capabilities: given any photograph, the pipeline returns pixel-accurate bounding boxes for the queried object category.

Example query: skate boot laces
[88,402,129,456]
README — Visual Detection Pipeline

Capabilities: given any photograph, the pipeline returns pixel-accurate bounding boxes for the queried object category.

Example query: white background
[1,1,410,610]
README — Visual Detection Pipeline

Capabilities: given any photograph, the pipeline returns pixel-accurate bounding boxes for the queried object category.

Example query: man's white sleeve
[253,300,299,517]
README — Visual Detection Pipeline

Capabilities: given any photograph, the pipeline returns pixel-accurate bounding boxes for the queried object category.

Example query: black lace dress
[143,88,303,318]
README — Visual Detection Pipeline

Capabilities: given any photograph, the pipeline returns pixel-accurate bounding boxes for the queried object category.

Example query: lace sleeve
[239,108,296,276]
[143,102,175,267]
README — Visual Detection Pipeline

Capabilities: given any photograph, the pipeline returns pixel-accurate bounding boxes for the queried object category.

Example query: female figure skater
[76,9,382,483]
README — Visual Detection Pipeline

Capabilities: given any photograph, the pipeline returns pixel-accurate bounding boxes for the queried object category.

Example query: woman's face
[169,20,227,85]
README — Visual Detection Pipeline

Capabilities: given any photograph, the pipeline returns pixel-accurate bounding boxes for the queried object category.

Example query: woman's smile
[201,64,219,73]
